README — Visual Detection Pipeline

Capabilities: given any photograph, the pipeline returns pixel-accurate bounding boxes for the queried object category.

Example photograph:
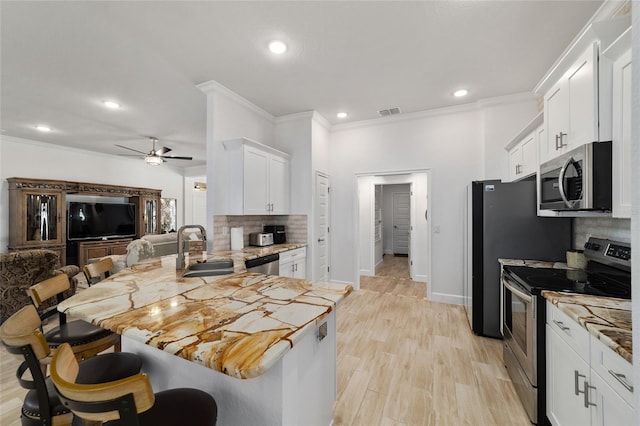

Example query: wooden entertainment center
[7,177,161,266]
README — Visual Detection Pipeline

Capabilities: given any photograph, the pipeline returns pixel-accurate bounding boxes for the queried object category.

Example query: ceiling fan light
[145,155,163,166]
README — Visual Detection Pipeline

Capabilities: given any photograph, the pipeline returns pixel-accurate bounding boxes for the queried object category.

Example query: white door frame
[354,169,431,297]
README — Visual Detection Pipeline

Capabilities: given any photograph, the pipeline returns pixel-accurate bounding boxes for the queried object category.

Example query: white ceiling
[0,1,604,167]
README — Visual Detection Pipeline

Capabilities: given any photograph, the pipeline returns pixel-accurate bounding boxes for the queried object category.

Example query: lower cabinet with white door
[546,301,634,426]
[279,247,306,279]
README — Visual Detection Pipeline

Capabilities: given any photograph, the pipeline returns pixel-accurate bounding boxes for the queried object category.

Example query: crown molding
[312,111,331,130]
[274,110,315,124]
[197,80,275,123]
[475,92,537,108]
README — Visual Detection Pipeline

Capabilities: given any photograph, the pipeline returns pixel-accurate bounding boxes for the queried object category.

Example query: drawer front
[546,301,590,356]
[279,247,306,263]
[590,335,634,406]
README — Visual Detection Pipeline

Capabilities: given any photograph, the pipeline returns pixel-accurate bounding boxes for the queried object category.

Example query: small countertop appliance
[263,225,286,244]
[249,232,274,247]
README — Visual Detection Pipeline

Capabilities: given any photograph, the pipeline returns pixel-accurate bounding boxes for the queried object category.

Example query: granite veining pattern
[542,291,632,363]
[58,250,351,379]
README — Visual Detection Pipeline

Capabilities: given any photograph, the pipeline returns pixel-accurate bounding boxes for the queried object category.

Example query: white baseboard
[430,292,464,305]
[359,269,373,276]
[384,249,393,255]
[374,258,383,268]
[413,274,428,283]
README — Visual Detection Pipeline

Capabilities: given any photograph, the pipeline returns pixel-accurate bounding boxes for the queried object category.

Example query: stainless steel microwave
[539,141,612,211]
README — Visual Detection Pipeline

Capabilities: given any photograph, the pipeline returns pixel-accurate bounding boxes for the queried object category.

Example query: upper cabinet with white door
[535,17,630,164]
[601,27,632,218]
[504,112,542,182]
[223,138,290,215]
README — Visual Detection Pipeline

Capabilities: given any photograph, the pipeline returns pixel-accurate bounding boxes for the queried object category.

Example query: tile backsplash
[573,217,631,249]
[213,215,308,251]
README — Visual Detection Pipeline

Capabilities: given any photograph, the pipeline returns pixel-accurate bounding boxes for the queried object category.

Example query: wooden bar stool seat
[51,343,218,426]
[83,256,115,286]
[0,305,143,426]
[28,274,121,360]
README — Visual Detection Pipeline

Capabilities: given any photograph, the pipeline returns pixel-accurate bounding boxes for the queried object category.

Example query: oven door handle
[503,278,533,303]
[558,156,574,209]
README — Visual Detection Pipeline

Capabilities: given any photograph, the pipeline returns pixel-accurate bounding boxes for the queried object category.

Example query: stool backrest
[83,257,114,285]
[0,304,50,360]
[51,343,155,424]
[27,273,70,324]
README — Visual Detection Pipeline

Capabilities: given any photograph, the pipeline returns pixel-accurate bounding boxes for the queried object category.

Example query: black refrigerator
[463,179,572,338]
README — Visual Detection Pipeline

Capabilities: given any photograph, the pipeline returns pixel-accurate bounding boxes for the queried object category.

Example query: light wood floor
[1,276,529,426]
[335,278,530,425]
[376,254,410,279]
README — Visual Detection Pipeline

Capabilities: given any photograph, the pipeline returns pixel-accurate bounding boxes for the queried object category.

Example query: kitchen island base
[123,310,337,426]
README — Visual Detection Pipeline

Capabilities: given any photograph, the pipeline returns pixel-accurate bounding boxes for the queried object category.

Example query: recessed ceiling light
[35,125,51,132]
[337,112,348,119]
[268,40,287,54]
[454,89,469,97]
[102,100,121,109]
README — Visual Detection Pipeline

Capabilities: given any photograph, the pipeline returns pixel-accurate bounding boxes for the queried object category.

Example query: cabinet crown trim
[504,112,543,151]
[534,16,630,95]
[223,138,290,158]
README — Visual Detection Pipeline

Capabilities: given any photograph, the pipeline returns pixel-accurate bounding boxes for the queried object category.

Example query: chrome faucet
[176,224,207,270]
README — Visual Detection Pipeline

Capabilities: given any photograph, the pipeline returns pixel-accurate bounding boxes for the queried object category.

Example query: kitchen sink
[182,259,235,278]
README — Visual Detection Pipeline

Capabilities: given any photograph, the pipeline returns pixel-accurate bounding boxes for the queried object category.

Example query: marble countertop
[498,258,570,269]
[542,291,632,363]
[58,250,351,379]
[215,243,307,263]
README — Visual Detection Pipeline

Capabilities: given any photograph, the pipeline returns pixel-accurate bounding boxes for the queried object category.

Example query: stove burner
[504,264,631,300]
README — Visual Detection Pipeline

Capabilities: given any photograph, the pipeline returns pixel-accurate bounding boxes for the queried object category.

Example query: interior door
[315,172,330,282]
[392,192,410,255]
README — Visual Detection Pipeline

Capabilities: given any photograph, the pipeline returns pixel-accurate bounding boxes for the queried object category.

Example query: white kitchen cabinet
[279,247,306,279]
[542,43,600,163]
[504,112,542,183]
[604,30,632,219]
[223,138,290,215]
[546,301,635,426]
[508,130,538,181]
[546,324,591,426]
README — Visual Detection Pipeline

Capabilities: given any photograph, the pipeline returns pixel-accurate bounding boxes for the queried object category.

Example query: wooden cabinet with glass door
[8,178,68,263]
[134,194,161,236]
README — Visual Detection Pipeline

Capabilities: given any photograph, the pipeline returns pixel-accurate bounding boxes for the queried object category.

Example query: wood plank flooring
[335,277,530,425]
[1,272,530,426]
[375,254,410,279]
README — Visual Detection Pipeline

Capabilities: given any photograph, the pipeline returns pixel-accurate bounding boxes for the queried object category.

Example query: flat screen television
[67,202,136,241]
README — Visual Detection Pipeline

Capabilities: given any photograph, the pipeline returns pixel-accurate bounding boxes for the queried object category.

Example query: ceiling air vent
[378,107,402,117]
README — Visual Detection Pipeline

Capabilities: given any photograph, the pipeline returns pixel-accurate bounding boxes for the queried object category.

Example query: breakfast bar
[58,253,352,425]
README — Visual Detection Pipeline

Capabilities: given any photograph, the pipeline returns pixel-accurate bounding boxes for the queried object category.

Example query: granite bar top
[542,291,632,364]
[58,252,351,379]
[215,243,307,262]
[498,258,570,269]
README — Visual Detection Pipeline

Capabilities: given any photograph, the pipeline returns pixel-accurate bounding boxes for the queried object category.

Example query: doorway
[356,171,430,297]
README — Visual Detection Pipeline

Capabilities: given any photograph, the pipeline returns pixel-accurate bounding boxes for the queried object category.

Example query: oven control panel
[584,237,631,269]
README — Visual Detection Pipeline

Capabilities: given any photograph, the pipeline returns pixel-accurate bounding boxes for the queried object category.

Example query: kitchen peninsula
[58,252,352,425]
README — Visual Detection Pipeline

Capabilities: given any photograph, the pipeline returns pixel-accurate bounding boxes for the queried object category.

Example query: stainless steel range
[501,237,631,425]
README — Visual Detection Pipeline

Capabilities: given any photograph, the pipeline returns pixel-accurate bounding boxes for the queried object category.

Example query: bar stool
[83,256,115,286]
[51,343,218,426]
[0,305,142,426]
[28,274,121,360]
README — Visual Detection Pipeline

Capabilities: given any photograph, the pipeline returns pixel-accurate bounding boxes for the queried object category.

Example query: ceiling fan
[116,137,193,165]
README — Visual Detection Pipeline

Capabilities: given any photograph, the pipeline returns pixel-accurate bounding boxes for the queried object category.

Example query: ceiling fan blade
[115,144,147,155]
[162,155,193,160]
[155,146,172,156]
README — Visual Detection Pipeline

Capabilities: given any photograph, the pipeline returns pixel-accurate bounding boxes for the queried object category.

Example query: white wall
[481,94,539,180]
[630,3,639,413]
[0,135,185,252]
[330,98,534,303]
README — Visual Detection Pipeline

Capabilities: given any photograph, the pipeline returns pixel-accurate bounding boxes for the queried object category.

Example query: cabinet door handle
[608,370,634,392]
[318,238,325,243]
[584,381,597,408]
[553,320,571,334]
[555,134,560,150]
[559,132,567,148]
[575,370,586,396]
